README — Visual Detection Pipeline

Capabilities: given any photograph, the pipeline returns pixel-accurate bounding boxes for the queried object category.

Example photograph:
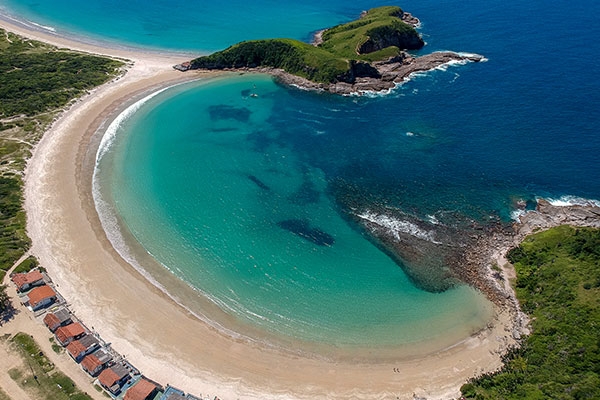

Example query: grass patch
[10,332,93,400]
[0,28,123,305]
[462,226,600,399]
[49,336,62,354]
[12,255,39,274]
[0,386,12,400]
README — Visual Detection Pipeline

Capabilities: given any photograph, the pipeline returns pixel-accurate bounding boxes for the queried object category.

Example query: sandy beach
[0,16,521,400]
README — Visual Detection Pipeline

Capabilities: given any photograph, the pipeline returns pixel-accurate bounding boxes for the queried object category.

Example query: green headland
[186,6,482,93]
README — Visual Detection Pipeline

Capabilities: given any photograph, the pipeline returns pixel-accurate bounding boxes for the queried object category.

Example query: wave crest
[356,210,441,244]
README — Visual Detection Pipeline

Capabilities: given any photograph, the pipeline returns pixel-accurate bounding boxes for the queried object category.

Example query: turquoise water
[95,75,493,347]
[5,0,600,348]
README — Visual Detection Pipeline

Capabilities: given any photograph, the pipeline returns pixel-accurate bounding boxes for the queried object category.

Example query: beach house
[81,348,112,377]
[67,334,100,362]
[124,378,160,400]
[98,363,131,395]
[43,307,72,332]
[26,285,57,311]
[11,270,45,292]
[55,322,86,346]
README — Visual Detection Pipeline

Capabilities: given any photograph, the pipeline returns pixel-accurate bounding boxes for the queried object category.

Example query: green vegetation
[191,6,423,83]
[462,226,600,399]
[12,255,40,274]
[192,39,350,83]
[0,386,11,400]
[0,284,9,313]
[320,6,422,60]
[49,337,62,354]
[0,29,123,304]
[11,333,93,400]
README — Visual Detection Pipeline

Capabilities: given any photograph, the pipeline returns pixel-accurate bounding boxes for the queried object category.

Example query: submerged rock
[277,219,335,246]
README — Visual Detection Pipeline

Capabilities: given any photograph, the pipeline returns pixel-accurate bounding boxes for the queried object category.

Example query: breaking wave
[356,210,442,244]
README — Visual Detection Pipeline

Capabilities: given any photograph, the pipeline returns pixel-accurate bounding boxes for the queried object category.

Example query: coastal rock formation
[349,198,600,346]
[349,199,600,302]
[356,22,424,54]
[177,6,484,95]
[273,51,484,94]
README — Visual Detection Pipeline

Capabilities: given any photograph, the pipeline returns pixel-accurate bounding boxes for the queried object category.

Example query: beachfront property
[55,322,86,346]
[98,363,131,395]
[67,333,101,362]
[124,378,160,400]
[160,385,203,400]
[26,285,57,311]
[11,269,45,292]
[81,348,113,377]
[43,307,73,331]
[5,233,204,400]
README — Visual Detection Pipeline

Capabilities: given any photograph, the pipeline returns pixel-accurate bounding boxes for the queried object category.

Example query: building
[124,378,159,400]
[55,322,86,346]
[173,61,191,72]
[27,285,57,311]
[159,386,202,400]
[66,334,100,362]
[11,270,45,292]
[43,308,72,332]
[81,348,112,377]
[98,363,130,395]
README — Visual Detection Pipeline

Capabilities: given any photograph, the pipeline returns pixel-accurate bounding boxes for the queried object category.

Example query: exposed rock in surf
[270,51,484,95]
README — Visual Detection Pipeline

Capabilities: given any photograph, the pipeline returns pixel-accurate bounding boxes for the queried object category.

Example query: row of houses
[10,268,214,400]
[11,269,58,311]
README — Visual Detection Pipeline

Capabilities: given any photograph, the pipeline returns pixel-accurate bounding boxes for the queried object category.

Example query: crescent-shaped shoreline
[0,14,528,400]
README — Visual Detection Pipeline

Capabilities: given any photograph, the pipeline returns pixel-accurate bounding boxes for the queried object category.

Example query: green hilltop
[190,6,424,83]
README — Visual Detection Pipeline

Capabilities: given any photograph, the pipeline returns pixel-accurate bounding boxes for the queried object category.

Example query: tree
[0,284,9,314]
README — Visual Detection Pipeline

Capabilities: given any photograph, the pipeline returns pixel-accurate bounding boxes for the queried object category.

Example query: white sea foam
[510,195,600,222]
[426,214,440,225]
[543,195,600,208]
[510,209,527,222]
[95,86,172,162]
[26,19,56,33]
[356,210,441,244]
[458,52,489,62]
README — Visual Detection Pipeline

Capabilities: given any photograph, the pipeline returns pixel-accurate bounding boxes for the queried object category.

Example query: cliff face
[336,60,381,83]
[357,24,424,54]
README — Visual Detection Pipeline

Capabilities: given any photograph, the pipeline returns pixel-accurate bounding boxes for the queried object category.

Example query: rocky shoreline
[181,50,484,96]
[267,51,484,95]
[352,199,600,342]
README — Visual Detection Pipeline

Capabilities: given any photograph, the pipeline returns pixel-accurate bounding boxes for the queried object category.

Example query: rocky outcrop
[269,51,484,95]
[356,23,424,54]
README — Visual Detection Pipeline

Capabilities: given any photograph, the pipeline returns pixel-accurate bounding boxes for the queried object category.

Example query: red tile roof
[124,379,158,400]
[43,313,61,330]
[98,368,120,388]
[55,322,85,345]
[67,340,87,359]
[27,285,56,308]
[11,270,44,290]
[81,354,102,375]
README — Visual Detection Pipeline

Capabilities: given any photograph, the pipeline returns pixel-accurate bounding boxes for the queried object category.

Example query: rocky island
[177,6,484,94]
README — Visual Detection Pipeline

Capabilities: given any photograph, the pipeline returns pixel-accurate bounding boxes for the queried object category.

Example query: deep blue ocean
[4,0,600,349]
